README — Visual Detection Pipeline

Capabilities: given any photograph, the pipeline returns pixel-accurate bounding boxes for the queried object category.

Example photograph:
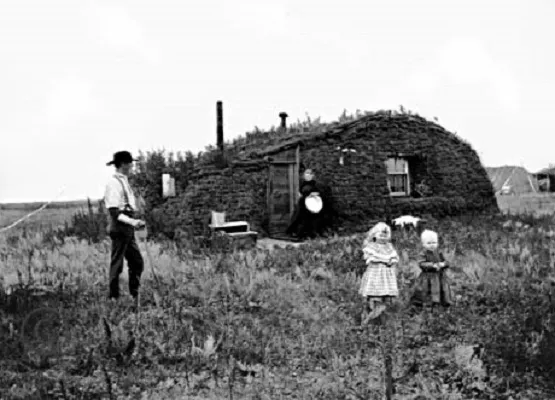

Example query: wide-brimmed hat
[106,151,138,166]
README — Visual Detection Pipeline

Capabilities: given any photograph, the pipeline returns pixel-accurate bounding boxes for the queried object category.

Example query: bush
[130,149,197,210]
[44,198,108,244]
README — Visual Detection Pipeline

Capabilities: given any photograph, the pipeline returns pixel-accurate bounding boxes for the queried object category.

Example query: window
[336,145,357,166]
[385,157,410,196]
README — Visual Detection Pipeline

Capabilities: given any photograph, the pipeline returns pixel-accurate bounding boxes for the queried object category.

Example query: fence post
[377,311,394,399]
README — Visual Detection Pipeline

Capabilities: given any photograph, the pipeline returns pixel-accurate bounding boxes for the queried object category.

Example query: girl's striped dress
[359,241,399,298]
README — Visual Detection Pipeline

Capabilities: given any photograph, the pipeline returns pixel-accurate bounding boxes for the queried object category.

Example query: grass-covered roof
[197,107,466,167]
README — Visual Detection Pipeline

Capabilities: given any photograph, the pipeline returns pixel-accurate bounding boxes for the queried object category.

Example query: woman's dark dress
[286,180,328,238]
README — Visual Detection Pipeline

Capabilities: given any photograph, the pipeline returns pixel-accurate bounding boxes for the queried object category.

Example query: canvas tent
[486,166,538,195]
[532,167,555,193]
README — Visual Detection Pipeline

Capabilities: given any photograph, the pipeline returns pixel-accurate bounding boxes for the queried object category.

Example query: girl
[411,229,453,310]
[359,222,400,321]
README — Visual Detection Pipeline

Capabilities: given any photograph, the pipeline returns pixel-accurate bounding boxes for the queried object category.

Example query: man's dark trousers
[109,231,144,299]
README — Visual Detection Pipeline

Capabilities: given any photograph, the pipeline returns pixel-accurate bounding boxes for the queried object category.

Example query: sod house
[164,110,498,239]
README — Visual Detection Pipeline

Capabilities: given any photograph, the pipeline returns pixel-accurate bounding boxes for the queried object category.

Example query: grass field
[495,193,555,216]
[1,211,555,399]
[0,200,100,232]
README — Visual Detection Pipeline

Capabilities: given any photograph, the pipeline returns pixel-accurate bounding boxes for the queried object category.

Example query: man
[104,151,145,302]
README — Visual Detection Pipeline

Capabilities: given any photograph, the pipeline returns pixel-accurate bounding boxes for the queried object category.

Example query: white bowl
[305,195,323,214]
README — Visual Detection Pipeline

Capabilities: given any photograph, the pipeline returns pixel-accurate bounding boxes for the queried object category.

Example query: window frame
[385,156,411,197]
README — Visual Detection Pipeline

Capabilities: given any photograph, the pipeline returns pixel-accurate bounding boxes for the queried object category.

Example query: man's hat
[106,151,138,166]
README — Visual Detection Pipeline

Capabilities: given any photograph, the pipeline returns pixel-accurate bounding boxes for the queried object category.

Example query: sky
[0,0,553,203]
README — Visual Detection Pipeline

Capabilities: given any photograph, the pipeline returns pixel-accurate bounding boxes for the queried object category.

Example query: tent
[486,166,538,195]
[532,167,555,193]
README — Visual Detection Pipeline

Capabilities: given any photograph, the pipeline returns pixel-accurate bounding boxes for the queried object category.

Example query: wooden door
[267,160,299,236]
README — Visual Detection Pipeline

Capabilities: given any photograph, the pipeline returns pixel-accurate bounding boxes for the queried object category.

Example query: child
[411,229,453,310]
[359,222,400,321]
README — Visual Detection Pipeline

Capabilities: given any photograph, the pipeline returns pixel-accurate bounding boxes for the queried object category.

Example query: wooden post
[293,146,300,214]
[378,312,394,400]
[288,164,295,216]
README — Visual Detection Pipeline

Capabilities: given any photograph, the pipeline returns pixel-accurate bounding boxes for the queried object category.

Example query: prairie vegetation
[1,212,555,399]
[495,193,555,216]
[0,200,94,232]
[1,110,553,398]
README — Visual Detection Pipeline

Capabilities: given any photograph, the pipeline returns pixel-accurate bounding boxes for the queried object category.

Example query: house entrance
[267,161,299,236]
[266,146,300,237]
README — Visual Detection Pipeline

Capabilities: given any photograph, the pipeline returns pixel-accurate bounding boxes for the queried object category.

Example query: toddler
[411,229,453,310]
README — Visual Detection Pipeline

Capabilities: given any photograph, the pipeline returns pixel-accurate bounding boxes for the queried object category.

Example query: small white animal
[393,215,421,228]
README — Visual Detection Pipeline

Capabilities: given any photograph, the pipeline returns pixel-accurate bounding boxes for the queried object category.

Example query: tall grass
[1,213,555,399]
[496,193,555,216]
[0,201,92,233]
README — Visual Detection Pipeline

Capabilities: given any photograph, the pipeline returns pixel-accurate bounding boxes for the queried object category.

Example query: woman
[286,169,328,239]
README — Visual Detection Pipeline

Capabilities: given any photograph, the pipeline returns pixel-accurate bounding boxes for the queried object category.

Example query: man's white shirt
[104,172,137,211]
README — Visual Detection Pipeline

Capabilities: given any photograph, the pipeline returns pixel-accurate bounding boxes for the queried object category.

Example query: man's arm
[104,179,122,209]
[104,180,143,227]
[105,181,123,219]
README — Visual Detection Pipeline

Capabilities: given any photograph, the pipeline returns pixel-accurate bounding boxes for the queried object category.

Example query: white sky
[0,0,553,203]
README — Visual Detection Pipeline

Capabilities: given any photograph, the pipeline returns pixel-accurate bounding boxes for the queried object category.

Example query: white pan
[305,193,323,214]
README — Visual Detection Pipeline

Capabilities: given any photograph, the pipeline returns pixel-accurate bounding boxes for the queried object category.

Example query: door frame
[266,146,300,235]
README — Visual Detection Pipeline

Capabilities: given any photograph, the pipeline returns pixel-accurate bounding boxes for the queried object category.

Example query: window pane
[385,158,407,174]
[388,174,408,193]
